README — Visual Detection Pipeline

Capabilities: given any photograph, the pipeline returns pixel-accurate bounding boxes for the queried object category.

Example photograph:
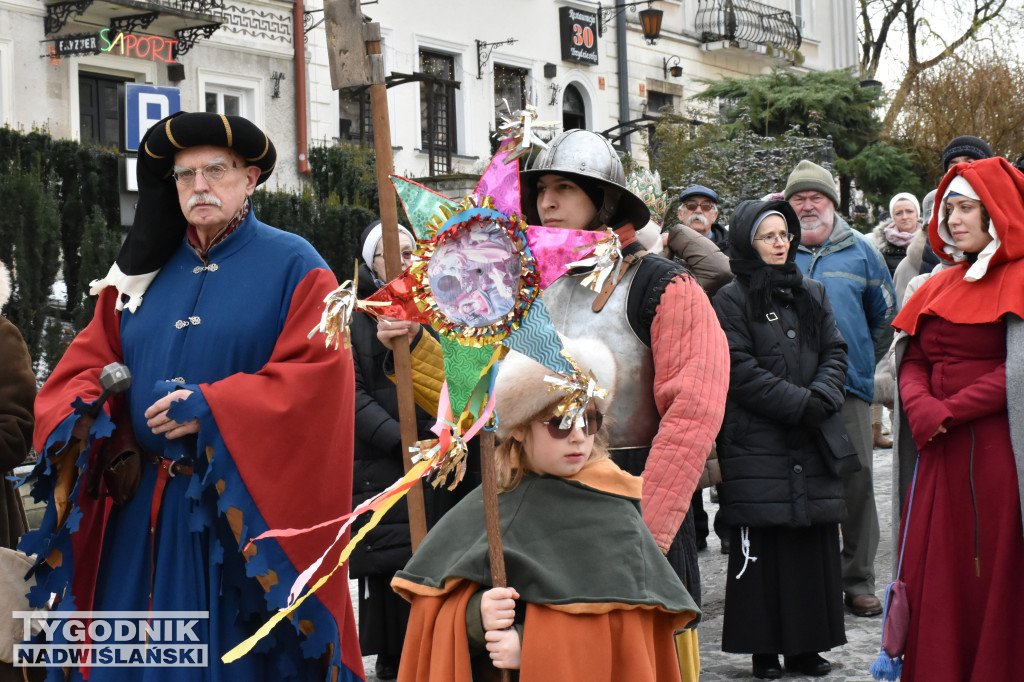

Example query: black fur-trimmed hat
[141,111,276,184]
[89,111,276,313]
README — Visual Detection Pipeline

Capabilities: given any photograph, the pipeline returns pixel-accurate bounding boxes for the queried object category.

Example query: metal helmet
[521,129,651,230]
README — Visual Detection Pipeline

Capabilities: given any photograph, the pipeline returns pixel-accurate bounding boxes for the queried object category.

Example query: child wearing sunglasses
[391,336,699,681]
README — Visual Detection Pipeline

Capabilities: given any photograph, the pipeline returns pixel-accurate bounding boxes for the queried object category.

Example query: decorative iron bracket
[597,0,653,37]
[663,55,682,79]
[110,11,160,35]
[45,0,94,35]
[476,37,517,79]
[174,23,221,58]
[270,71,286,99]
[303,8,324,34]
[548,82,562,107]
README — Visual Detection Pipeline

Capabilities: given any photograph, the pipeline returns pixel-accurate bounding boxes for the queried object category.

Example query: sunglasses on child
[540,411,604,439]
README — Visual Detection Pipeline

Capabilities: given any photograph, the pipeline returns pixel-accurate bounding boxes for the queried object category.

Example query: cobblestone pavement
[688,442,895,682]
[355,443,896,681]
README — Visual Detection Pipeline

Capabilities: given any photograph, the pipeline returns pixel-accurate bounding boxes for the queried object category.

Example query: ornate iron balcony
[45,0,224,35]
[695,0,801,52]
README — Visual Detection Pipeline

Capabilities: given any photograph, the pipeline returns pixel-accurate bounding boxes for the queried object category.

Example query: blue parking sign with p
[125,84,181,152]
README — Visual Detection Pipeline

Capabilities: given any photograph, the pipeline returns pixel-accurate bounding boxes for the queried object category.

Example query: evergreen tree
[0,155,62,370]
[689,68,929,215]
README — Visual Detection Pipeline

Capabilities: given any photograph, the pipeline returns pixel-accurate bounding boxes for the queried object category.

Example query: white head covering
[750,210,786,244]
[936,175,1000,282]
[888,192,920,218]
[360,222,415,271]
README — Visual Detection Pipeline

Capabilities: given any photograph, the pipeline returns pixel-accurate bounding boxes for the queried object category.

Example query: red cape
[894,157,1024,335]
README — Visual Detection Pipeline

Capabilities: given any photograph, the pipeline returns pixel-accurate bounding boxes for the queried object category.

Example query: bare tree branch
[859,0,905,80]
[863,0,1013,136]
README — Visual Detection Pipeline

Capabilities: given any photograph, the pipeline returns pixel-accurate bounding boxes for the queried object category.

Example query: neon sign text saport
[100,28,177,63]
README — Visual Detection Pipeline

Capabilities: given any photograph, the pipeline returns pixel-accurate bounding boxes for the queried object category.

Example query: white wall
[0,0,305,189]
[305,0,858,178]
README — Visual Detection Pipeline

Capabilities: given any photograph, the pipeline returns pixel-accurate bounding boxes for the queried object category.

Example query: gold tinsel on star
[308,263,359,350]
[496,102,559,163]
[544,348,610,431]
[565,229,623,293]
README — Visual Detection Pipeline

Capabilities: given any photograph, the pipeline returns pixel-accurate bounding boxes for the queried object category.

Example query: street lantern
[639,6,663,44]
[598,1,663,42]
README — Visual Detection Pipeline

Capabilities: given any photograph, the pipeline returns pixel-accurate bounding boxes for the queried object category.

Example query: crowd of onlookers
[3,116,1021,682]
[353,132,1023,681]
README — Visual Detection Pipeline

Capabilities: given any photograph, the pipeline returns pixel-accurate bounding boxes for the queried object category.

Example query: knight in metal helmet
[521,128,731,658]
[521,129,651,230]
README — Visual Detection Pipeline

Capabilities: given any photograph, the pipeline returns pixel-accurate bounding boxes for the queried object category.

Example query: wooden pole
[479,430,511,682]
[365,23,428,550]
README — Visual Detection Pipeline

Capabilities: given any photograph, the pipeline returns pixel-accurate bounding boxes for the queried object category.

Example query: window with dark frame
[419,49,457,175]
[493,64,527,131]
[79,71,131,150]
[647,90,674,114]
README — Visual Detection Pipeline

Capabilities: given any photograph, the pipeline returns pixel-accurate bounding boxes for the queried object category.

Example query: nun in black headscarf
[711,200,851,680]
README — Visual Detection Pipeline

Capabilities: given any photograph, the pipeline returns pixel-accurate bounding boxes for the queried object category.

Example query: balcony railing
[695,0,801,52]
[45,0,224,35]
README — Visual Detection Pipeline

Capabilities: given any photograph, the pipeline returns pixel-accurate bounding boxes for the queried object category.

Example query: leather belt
[147,453,194,478]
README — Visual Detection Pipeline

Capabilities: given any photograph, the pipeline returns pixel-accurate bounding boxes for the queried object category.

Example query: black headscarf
[727,199,822,349]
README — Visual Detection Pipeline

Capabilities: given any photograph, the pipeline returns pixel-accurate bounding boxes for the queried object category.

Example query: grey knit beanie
[784,160,839,208]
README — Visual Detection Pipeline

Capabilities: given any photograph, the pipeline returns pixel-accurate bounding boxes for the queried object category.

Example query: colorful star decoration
[227,137,620,663]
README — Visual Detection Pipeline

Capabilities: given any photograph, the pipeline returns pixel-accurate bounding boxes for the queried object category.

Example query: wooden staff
[479,429,511,682]
[365,23,428,549]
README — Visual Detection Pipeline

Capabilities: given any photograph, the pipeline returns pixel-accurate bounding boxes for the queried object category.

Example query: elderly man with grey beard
[21,111,363,681]
[784,159,896,621]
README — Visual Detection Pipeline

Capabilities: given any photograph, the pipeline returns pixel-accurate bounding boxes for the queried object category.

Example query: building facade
[2,0,308,190]
[1,1,858,196]
[308,0,858,181]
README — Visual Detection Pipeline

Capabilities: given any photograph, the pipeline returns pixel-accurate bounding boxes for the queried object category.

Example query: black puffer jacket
[350,264,451,578]
[712,201,849,528]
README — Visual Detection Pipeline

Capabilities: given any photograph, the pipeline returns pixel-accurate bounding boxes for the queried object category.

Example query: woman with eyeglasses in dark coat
[712,200,849,679]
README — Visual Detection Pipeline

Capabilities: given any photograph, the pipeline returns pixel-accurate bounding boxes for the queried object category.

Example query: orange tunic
[392,460,696,681]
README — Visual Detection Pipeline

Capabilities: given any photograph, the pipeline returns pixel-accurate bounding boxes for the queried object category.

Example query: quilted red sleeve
[643,275,729,552]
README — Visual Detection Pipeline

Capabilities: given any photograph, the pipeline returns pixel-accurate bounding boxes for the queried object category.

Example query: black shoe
[752,654,782,680]
[375,654,399,680]
[696,537,708,551]
[720,538,731,554]
[784,652,831,677]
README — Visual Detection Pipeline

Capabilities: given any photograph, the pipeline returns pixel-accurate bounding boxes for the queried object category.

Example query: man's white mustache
[688,214,709,227]
[188,193,222,210]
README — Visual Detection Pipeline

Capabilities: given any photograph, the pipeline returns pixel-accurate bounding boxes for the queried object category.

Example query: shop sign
[55,32,100,57]
[559,7,598,65]
[51,29,178,63]
[100,29,178,63]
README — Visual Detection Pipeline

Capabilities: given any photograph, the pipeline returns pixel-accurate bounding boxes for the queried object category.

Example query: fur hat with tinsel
[493,336,616,440]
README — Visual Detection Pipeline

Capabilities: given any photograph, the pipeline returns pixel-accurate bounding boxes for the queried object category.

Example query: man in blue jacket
[785,160,896,618]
